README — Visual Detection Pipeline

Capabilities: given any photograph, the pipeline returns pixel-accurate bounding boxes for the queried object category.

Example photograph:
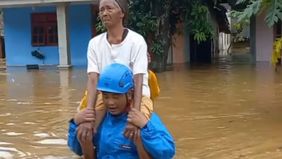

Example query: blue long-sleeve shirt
[68,112,175,159]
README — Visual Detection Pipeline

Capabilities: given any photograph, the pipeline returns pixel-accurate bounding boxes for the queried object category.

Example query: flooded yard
[0,60,282,158]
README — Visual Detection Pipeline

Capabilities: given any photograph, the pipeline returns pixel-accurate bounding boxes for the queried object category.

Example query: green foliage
[94,0,166,59]
[127,0,169,58]
[271,37,282,66]
[231,0,282,27]
[233,0,282,68]
[151,40,165,56]
[185,1,213,43]
[95,18,106,34]
[128,11,157,38]
[265,0,282,27]
[94,0,219,69]
[236,0,248,5]
[95,0,158,37]
[230,0,262,23]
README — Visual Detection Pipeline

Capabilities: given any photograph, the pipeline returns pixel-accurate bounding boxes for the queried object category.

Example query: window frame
[31,13,58,46]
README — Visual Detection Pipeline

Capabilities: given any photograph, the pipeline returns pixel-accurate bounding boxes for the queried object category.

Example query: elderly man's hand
[77,122,95,144]
[124,122,138,140]
[74,108,95,125]
[127,108,148,128]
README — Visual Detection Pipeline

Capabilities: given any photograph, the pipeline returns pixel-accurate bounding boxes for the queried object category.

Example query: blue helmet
[97,63,134,94]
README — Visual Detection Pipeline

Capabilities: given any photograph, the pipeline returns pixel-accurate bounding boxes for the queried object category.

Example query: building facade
[1,0,96,67]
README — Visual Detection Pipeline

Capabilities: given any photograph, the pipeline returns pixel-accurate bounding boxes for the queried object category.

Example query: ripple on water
[35,139,67,145]
[0,147,25,158]
[43,156,77,159]
[0,142,12,145]
[0,151,13,159]
[33,133,50,138]
[6,99,17,102]
[4,132,24,136]
[24,122,36,125]
[0,113,11,117]
[16,102,32,105]
[6,123,15,126]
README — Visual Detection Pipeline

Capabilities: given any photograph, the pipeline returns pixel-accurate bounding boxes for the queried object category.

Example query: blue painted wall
[3,4,92,66]
[69,5,92,66]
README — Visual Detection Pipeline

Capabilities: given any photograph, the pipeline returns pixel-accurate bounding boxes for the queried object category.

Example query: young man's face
[102,92,129,115]
[99,0,124,27]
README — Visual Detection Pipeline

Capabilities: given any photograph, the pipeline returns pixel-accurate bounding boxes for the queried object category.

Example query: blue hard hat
[97,63,134,94]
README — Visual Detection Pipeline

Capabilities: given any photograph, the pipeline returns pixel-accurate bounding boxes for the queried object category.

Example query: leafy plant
[95,18,106,34]
[94,0,167,65]
[128,12,157,39]
[127,0,168,60]
[185,1,213,43]
[230,0,282,68]
[265,0,282,27]
[271,37,282,66]
[95,0,224,70]
[151,40,165,56]
[231,0,282,27]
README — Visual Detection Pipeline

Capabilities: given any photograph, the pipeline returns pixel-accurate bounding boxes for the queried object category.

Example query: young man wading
[68,63,175,159]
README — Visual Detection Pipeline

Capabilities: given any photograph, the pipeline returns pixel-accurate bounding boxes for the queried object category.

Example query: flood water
[1,59,282,159]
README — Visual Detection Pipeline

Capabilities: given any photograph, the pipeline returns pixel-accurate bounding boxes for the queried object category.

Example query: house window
[31,13,58,46]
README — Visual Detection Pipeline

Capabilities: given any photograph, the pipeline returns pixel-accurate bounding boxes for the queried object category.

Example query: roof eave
[0,0,97,8]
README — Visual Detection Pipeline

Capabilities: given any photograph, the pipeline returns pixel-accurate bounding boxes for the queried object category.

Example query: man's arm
[75,39,99,159]
[86,39,100,110]
[140,116,175,159]
[123,74,143,138]
[75,73,98,159]
[68,120,97,158]
[128,109,175,159]
[134,129,152,159]
[133,74,143,111]
[132,36,148,111]
[78,124,94,159]
[86,72,99,109]
[127,109,151,158]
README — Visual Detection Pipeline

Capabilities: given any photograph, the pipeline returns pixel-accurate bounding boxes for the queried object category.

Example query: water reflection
[155,62,282,159]
[0,62,282,158]
[0,67,82,158]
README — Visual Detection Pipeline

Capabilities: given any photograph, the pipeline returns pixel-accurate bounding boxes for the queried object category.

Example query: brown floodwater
[1,58,282,159]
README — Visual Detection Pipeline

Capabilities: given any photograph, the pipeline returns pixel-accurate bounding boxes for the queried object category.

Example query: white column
[56,3,72,68]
